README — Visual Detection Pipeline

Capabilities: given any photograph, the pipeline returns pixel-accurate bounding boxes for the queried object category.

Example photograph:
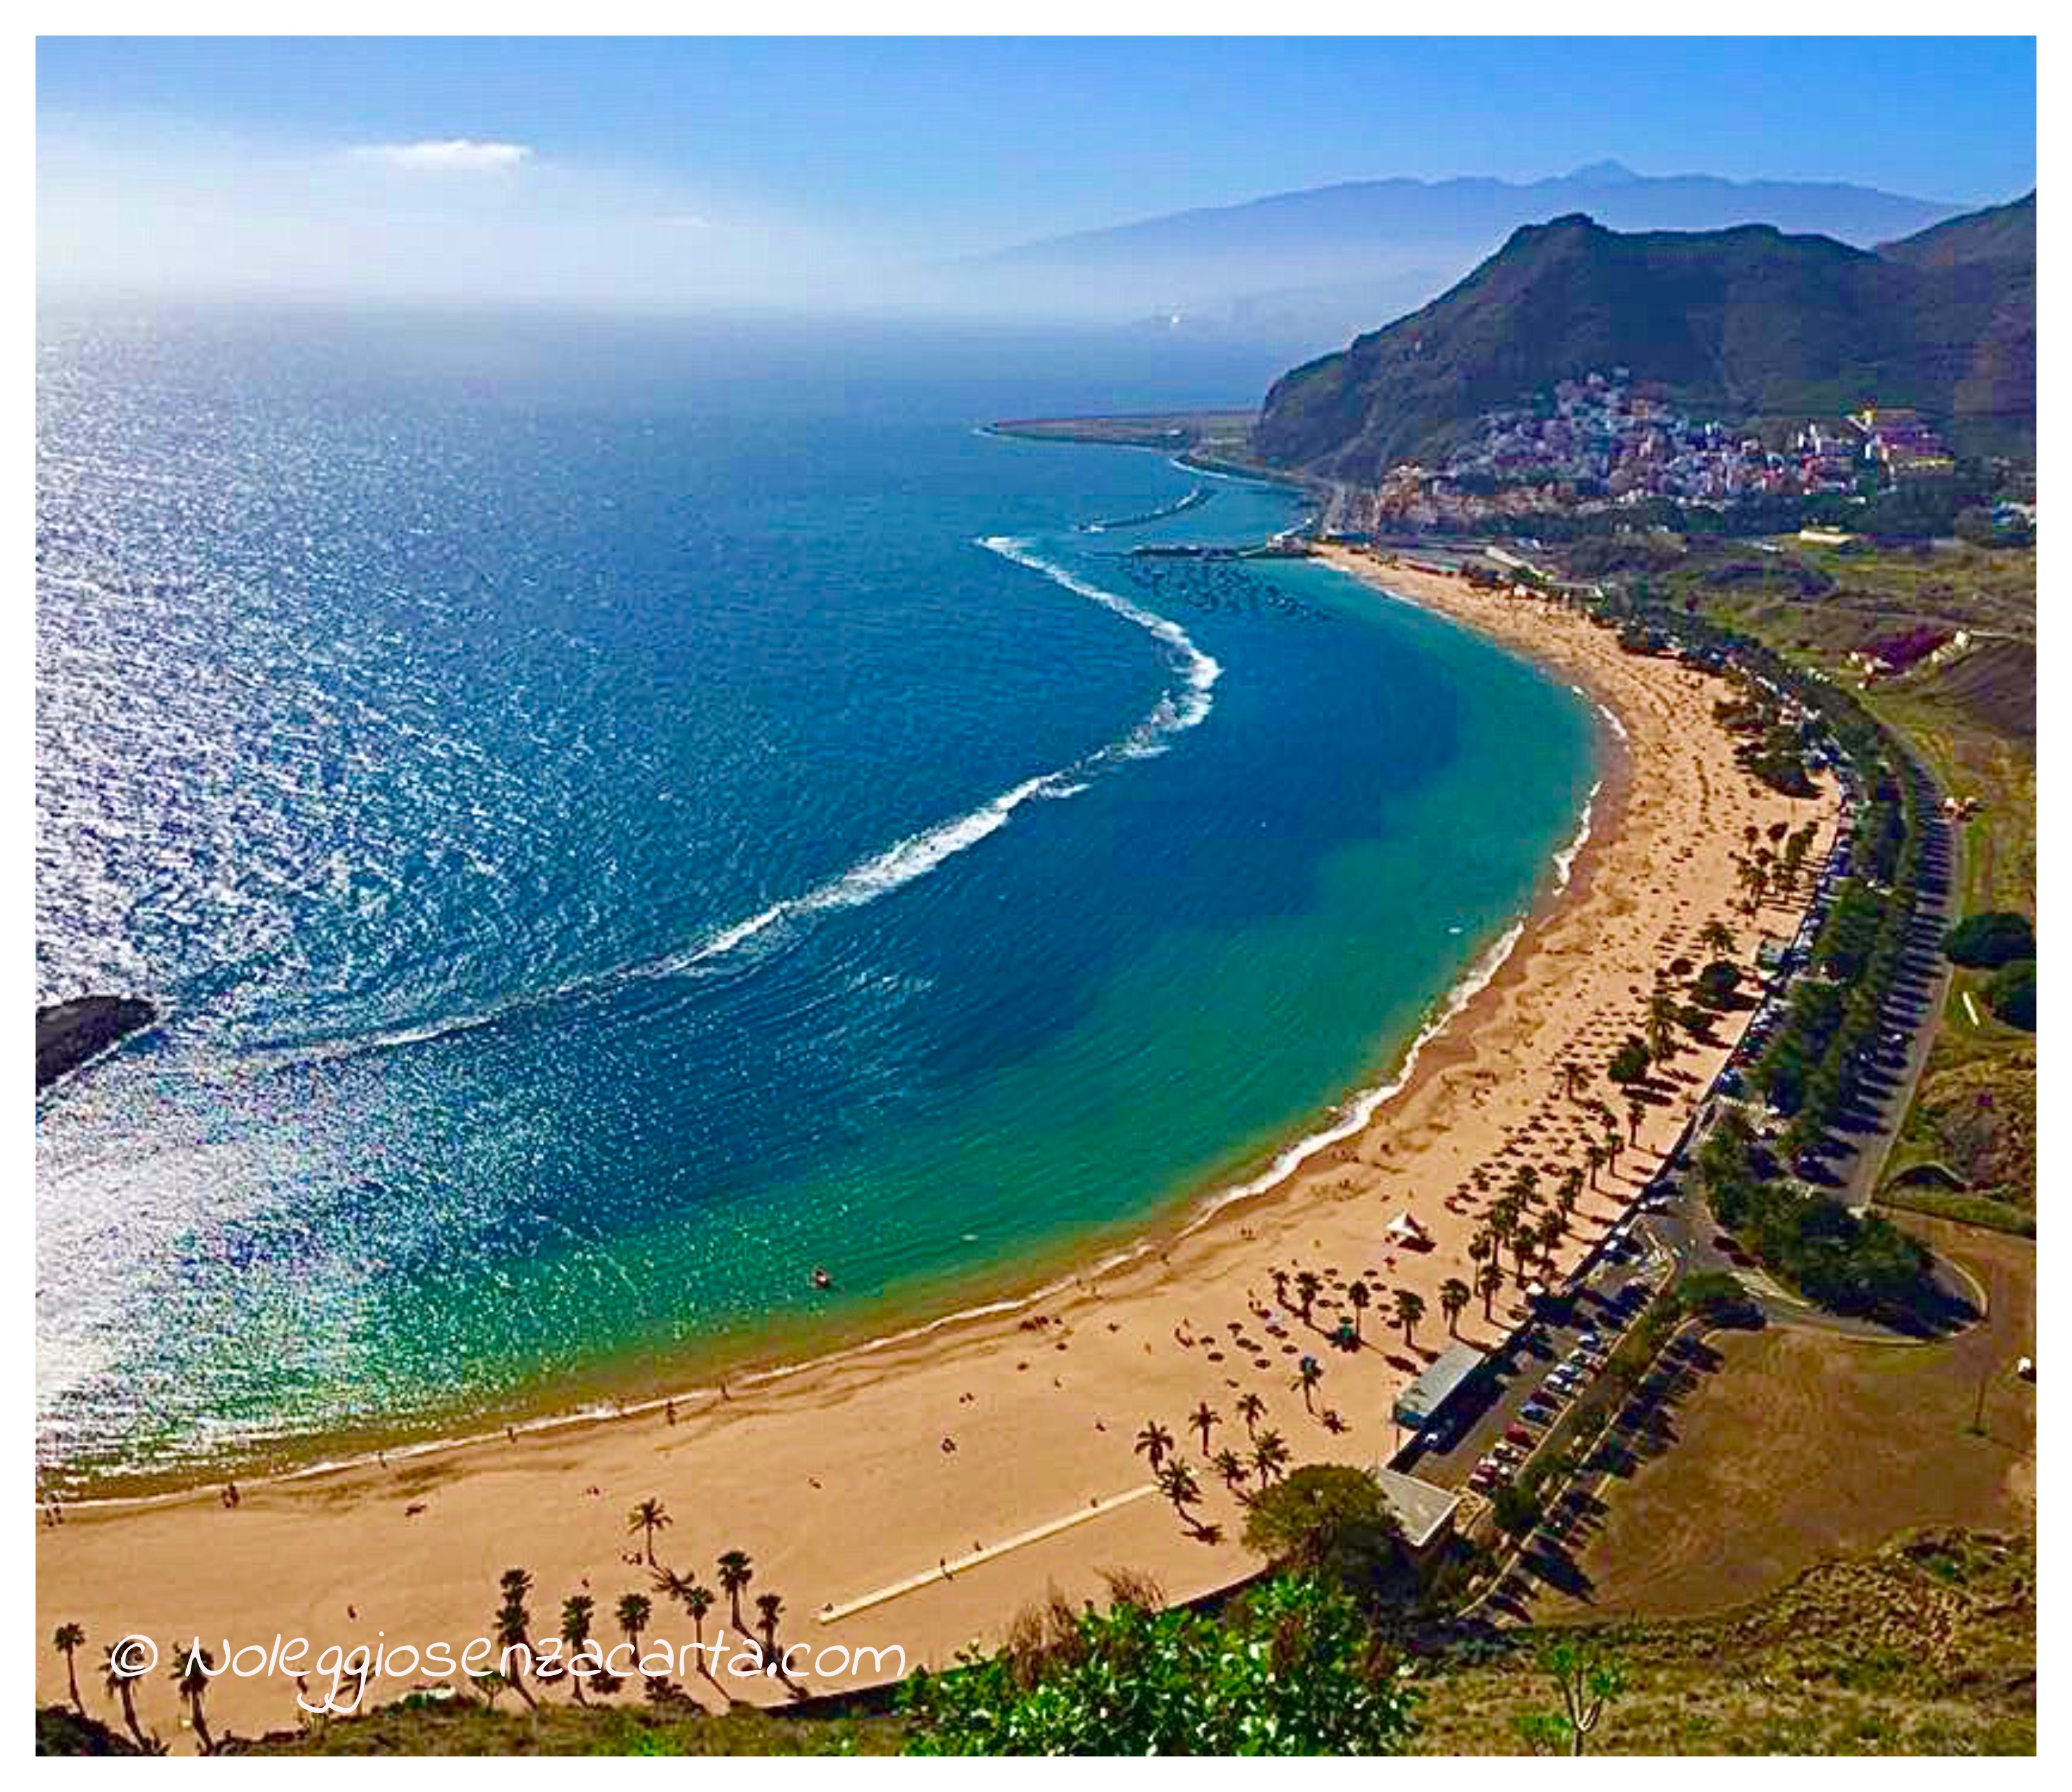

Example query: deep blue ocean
[35,305,1593,1489]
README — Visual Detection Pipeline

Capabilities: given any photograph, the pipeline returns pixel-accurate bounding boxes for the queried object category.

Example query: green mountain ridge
[1254,196,2036,478]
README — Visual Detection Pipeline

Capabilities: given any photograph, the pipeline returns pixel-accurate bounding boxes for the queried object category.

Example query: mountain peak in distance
[1565,159,1644,185]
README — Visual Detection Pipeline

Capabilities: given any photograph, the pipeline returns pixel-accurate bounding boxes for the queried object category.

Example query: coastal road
[1828,756,1957,1212]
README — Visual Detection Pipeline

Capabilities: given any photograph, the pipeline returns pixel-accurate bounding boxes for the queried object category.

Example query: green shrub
[1984,960,2036,1030]
[1946,912,2035,969]
[898,1574,1418,1755]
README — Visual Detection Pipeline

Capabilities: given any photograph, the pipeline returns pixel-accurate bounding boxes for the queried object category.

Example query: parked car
[1503,1424,1534,1448]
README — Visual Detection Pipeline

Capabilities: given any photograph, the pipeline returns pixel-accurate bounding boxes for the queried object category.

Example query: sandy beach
[36,555,1838,1748]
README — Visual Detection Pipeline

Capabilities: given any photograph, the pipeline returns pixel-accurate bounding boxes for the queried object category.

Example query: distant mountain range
[946,163,1968,346]
[1252,192,2036,477]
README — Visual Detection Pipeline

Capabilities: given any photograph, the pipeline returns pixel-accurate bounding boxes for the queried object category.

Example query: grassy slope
[1413,1529,2035,1755]
[1520,1214,2034,1626]
[225,1702,903,1758]
[1673,539,2036,1219]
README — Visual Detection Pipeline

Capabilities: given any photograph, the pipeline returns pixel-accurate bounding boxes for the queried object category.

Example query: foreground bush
[898,1574,1417,1755]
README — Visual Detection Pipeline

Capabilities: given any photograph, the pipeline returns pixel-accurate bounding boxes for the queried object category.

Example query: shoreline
[44,747,1612,1511]
[39,537,1595,1510]
[41,556,1838,1749]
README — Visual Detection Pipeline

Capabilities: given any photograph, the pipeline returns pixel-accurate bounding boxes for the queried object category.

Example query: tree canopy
[1946,911,2036,969]
[1240,1466,1414,1610]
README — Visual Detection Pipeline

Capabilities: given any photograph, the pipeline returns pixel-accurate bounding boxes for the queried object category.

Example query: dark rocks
[36,996,156,1093]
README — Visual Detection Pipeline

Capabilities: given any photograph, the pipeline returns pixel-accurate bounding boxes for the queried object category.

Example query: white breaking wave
[980,535,1220,736]
[1551,780,1603,893]
[1597,701,1630,743]
[232,537,1226,1066]
[646,539,1219,974]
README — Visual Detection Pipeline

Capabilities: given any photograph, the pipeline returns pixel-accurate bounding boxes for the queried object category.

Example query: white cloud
[350,138,533,173]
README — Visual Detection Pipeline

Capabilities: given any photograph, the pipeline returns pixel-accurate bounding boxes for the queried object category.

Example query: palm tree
[1249,1430,1290,1485]
[1346,1278,1371,1340]
[1440,1278,1471,1337]
[1210,1447,1248,1492]
[1156,1459,1204,1530]
[1292,1357,1324,1412]
[682,1584,714,1650]
[166,1640,217,1754]
[1507,1164,1541,1209]
[1393,1289,1426,1346]
[53,1623,86,1717]
[1603,1124,1623,1173]
[715,1551,755,1633]
[1626,1092,1647,1146]
[1699,919,1737,959]
[628,1497,672,1568]
[1477,1261,1505,1321]
[1584,1139,1607,1191]
[1537,1207,1565,1263]
[1487,1205,1517,1266]
[1133,1419,1175,1473]
[559,1596,596,1703]
[616,1593,652,1666]
[1188,1400,1220,1455]
[1557,1167,1583,1219]
[495,1567,541,1710]
[1517,1228,1544,1281]
[1234,1390,1266,1437]
[100,1643,150,1749]
[1292,1269,1322,1324]
[1647,991,1680,1065]
[1560,1059,1588,1102]
[754,1592,785,1660]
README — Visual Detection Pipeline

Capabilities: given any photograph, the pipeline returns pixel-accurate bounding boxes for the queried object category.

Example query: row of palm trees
[1464,1157,1594,1322]
[48,1621,208,1755]
[1270,1266,1455,1350]
[1731,817,1821,917]
[49,1501,792,1748]
[488,1517,792,1715]
[1130,1388,1312,1539]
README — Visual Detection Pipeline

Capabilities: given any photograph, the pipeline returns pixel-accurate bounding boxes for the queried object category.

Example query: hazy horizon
[38,37,2036,331]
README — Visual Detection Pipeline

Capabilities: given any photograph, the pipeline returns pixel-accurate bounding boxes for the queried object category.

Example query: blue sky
[36,36,2036,305]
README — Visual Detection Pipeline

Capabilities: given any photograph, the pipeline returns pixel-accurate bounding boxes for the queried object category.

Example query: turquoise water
[35,307,1594,1489]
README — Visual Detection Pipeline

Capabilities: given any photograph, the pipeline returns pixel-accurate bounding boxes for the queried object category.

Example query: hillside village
[1367,373,1959,529]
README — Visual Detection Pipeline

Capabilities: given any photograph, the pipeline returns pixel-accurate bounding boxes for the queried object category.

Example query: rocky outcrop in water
[36,997,155,1094]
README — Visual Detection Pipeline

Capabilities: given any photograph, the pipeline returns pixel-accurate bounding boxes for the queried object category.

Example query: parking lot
[1394,1214,1670,1496]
